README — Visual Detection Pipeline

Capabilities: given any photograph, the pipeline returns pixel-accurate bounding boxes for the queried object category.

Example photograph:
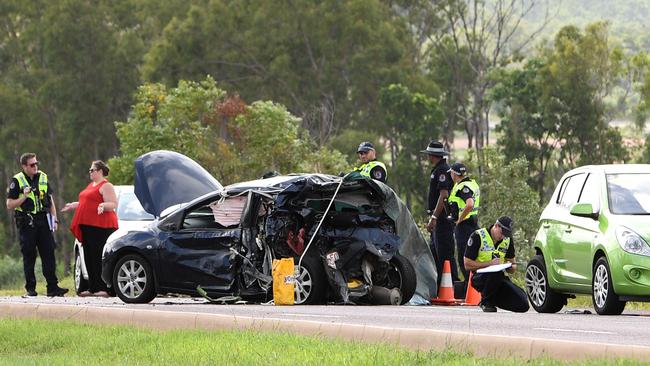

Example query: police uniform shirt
[6,173,53,213]
[451,177,475,219]
[369,164,387,183]
[464,225,515,261]
[427,159,453,213]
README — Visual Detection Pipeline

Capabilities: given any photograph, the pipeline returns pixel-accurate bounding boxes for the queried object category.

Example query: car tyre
[382,253,417,305]
[112,254,156,304]
[592,257,626,315]
[525,255,565,313]
[74,249,89,295]
[293,254,327,305]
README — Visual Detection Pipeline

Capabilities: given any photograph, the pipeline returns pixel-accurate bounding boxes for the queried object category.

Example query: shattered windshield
[606,173,650,215]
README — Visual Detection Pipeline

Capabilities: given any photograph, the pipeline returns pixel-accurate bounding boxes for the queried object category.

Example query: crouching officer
[352,141,387,183]
[448,162,480,283]
[463,216,528,313]
[6,153,68,297]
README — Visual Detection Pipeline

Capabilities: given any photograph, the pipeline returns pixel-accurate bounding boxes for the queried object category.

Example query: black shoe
[480,303,497,312]
[23,290,38,297]
[46,287,69,297]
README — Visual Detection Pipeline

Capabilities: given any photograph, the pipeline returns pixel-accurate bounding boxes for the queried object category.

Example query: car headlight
[616,226,650,256]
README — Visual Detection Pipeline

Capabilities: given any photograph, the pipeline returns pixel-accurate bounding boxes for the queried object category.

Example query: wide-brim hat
[420,141,449,156]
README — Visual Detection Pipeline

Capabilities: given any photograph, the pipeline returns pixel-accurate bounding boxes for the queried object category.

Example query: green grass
[0,318,643,365]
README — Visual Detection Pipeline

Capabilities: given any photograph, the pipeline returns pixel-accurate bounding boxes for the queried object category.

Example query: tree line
[1,0,649,266]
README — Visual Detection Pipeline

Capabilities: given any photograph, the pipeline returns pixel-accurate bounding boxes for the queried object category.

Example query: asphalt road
[3,295,650,348]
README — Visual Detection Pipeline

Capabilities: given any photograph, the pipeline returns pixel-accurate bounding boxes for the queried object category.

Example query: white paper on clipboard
[476,262,512,273]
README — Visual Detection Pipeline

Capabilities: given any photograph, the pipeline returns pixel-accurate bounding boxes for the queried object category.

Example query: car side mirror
[570,203,599,220]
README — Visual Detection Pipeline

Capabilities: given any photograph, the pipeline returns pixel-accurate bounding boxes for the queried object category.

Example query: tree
[141,0,415,145]
[0,0,143,259]
[110,76,349,185]
[424,0,551,153]
[491,58,561,201]
[538,23,629,166]
[379,84,444,213]
[492,23,632,201]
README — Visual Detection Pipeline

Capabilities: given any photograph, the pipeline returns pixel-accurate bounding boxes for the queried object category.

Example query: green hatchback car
[525,164,650,315]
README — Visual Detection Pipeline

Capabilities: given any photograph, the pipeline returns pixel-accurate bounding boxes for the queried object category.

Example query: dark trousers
[80,225,115,292]
[431,219,459,283]
[472,271,529,313]
[455,218,478,282]
[18,216,58,291]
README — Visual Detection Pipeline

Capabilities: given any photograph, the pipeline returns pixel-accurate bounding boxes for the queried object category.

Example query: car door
[563,172,601,289]
[545,172,587,287]
[157,197,244,293]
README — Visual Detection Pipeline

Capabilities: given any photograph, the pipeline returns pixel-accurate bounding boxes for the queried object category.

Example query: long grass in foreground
[0,318,644,365]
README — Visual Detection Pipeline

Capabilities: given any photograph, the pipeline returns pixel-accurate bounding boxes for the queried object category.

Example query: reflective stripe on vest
[354,160,387,179]
[13,172,48,214]
[449,178,480,220]
[475,228,510,263]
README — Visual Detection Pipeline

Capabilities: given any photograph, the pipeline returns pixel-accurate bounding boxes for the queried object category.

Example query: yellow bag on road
[272,258,295,305]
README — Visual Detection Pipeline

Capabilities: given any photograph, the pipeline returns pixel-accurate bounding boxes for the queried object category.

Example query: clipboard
[476,262,512,273]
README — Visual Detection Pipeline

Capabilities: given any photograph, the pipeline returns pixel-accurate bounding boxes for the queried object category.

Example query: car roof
[568,164,650,175]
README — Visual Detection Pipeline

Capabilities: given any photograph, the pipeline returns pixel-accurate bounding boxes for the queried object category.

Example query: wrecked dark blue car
[102,150,436,304]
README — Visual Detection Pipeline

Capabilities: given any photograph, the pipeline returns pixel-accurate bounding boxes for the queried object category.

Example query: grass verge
[0,318,643,365]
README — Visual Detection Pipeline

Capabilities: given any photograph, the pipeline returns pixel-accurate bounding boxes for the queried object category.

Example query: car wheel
[74,250,89,295]
[381,253,417,305]
[525,255,565,313]
[592,257,626,315]
[293,254,327,305]
[112,254,156,304]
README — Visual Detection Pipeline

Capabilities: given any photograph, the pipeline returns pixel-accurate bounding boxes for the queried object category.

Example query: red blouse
[70,180,118,242]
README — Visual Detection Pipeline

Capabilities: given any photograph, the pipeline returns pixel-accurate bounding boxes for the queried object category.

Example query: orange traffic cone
[431,260,460,305]
[462,271,481,306]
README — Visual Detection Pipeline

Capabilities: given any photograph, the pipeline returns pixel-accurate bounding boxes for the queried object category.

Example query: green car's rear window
[606,173,650,215]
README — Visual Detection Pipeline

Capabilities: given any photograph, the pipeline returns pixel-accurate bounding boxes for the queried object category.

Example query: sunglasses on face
[28,162,39,168]
[357,151,368,156]
[89,168,99,173]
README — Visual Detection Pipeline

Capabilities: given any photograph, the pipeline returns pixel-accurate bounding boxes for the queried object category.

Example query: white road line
[534,327,616,335]
[281,313,343,318]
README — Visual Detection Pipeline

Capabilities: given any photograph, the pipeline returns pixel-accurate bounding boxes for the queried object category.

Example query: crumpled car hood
[134,150,223,217]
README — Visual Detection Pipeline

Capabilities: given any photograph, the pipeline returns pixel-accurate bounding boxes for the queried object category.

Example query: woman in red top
[61,160,118,297]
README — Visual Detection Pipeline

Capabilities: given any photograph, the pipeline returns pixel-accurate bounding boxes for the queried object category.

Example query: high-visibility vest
[475,228,511,263]
[13,172,49,214]
[354,160,387,179]
[449,178,480,221]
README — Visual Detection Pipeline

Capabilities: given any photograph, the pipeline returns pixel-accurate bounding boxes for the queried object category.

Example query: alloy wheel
[593,264,608,308]
[525,265,547,307]
[116,259,147,299]
[74,255,83,290]
[294,265,313,304]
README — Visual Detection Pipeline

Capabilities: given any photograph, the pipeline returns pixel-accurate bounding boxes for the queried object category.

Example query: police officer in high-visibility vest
[353,141,387,183]
[448,162,480,285]
[422,140,458,284]
[463,216,529,313]
[6,153,68,297]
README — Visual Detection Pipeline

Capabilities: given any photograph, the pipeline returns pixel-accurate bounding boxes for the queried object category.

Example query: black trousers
[471,271,529,313]
[18,215,58,292]
[454,218,478,282]
[431,219,459,283]
[80,225,116,293]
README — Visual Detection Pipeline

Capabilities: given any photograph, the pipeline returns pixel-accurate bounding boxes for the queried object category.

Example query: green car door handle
[542,223,550,229]
[564,227,572,233]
